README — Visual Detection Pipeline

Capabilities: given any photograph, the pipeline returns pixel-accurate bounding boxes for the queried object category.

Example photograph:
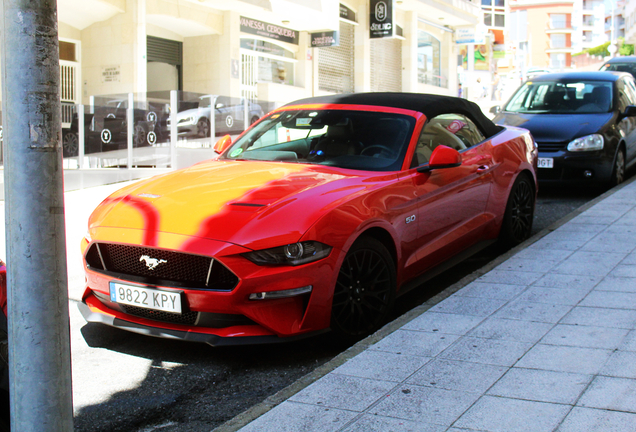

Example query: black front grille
[85,243,238,291]
[121,304,199,325]
[537,142,566,152]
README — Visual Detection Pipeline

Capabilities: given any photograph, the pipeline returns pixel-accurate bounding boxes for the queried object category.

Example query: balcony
[546,21,573,34]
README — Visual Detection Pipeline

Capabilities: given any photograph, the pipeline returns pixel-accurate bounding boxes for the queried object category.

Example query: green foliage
[573,38,634,57]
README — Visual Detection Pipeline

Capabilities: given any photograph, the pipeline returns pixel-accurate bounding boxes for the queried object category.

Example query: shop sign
[240,16,299,45]
[369,0,394,39]
[456,25,486,45]
[101,65,121,83]
[340,3,356,23]
[311,31,340,48]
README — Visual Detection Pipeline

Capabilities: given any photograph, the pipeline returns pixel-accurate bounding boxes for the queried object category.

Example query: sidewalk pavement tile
[487,368,591,404]
[239,401,358,432]
[429,296,508,317]
[369,329,459,358]
[402,312,483,335]
[582,231,636,254]
[515,286,589,306]
[371,385,480,426]
[467,317,553,343]
[342,414,445,432]
[513,247,575,261]
[453,396,571,432]
[600,351,636,379]
[578,376,636,413]
[615,209,636,226]
[557,407,636,432]
[453,282,527,301]
[580,291,636,309]
[333,350,431,383]
[609,264,636,278]
[593,276,636,292]
[516,345,613,375]
[531,273,601,290]
[568,208,629,225]
[288,374,396,412]
[407,359,507,393]
[494,257,559,273]
[540,324,629,350]
[551,251,626,276]
[493,299,572,323]
[620,253,636,264]
[476,270,543,286]
[439,337,532,367]
[619,330,636,351]
[527,230,598,251]
[552,223,607,234]
[561,306,636,329]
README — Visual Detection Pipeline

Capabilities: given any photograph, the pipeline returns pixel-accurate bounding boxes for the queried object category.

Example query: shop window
[240,38,295,87]
[417,31,442,87]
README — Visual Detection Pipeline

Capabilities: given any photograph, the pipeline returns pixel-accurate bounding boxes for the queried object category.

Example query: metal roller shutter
[318,21,355,94]
[147,36,182,66]
[370,38,402,92]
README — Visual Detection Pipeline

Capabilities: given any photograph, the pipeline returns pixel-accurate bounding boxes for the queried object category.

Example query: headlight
[567,134,604,152]
[242,241,332,266]
[177,116,195,125]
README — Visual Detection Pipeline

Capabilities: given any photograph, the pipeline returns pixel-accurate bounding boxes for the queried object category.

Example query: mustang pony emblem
[140,255,167,270]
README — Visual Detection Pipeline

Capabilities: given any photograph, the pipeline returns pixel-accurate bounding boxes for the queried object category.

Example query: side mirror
[214,135,232,154]
[417,145,462,173]
[489,105,501,115]
[215,103,225,109]
[622,105,636,118]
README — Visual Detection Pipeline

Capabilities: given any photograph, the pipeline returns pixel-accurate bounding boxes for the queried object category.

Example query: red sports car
[78,93,538,345]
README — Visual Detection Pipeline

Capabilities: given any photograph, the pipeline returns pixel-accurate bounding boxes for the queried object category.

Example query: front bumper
[536,149,613,184]
[80,229,343,343]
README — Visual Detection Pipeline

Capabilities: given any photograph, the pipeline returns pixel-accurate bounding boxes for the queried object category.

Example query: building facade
[5,0,484,114]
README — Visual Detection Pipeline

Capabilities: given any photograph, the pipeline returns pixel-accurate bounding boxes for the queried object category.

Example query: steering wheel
[361,145,394,158]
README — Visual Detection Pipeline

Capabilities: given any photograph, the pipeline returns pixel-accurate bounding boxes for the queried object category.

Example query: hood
[89,161,375,250]
[493,111,614,143]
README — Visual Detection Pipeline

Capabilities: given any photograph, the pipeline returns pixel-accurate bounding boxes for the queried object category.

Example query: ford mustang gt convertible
[78,93,538,345]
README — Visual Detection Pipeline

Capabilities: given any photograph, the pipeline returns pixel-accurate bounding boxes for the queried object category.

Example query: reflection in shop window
[417,31,443,88]
[240,38,295,86]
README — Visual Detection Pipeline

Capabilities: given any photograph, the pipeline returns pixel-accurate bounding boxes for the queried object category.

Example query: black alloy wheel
[63,132,78,157]
[499,174,535,248]
[198,118,211,138]
[133,124,147,148]
[250,116,260,125]
[331,237,396,339]
[610,147,626,187]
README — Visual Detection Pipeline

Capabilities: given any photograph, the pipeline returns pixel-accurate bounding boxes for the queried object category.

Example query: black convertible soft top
[284,92,503,138]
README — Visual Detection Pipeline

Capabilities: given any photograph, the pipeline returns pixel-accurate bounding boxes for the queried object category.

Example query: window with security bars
[318,21,355,93]
[370,38,402,92]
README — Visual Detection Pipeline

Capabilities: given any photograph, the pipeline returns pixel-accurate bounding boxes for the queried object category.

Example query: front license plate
[109,282,182,313]
[538,157,554,168]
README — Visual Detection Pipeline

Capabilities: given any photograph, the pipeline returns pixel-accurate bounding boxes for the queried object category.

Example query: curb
[212,175,636,432]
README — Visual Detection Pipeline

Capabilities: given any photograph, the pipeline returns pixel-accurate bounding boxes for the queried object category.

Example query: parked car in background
[600,56,636,79]
[79,93,537,345]
[524,67,552,81]
[492,71,636,186]
[167,95,264,138]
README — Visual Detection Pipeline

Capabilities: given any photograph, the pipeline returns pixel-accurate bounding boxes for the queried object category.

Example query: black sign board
[369,0,394,39]
[340,3,356,23]
[240,16,299,45]
[311,31,340,48]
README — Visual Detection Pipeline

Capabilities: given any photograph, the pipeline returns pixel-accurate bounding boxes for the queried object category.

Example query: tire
[499,173,535,249]
[609,147,626,187]
[133,124,147,148]
[250,116,260,125]
[330,237,396,339]
[197,118,211,138]
[62,132,78,157]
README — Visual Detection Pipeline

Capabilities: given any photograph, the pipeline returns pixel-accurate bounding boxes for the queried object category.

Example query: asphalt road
[67,181,605,432]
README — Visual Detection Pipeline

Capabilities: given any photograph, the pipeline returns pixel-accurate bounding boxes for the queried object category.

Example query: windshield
[504,81,613,114]
[600,62,636,78]
[220,109,416,171]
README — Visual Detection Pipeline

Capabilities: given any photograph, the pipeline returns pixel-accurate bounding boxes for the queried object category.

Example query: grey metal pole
[0,1,74,431]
